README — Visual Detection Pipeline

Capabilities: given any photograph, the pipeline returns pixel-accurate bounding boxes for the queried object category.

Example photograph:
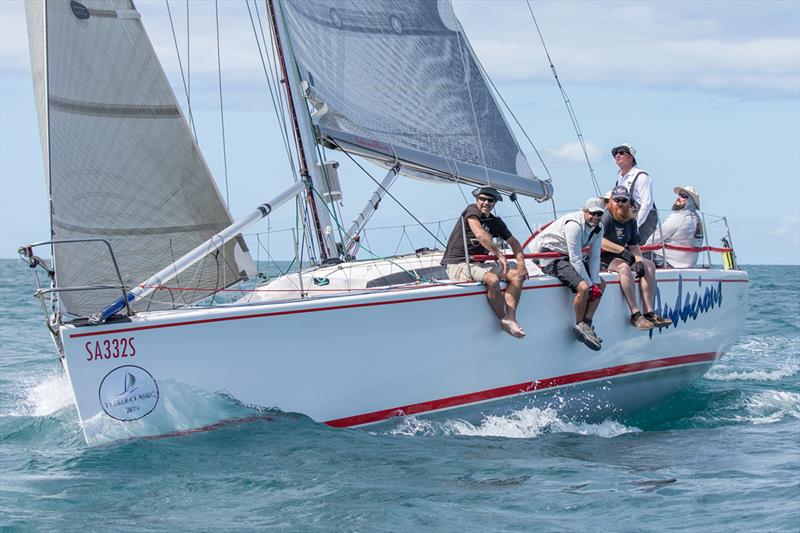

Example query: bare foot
[501,319,526,339]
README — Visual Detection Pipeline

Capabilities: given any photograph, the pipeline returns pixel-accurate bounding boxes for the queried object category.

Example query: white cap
[584,197,605,213]
[611,143,637,158]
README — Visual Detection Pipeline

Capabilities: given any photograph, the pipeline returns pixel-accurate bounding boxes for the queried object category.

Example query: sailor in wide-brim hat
[673,185,700,209]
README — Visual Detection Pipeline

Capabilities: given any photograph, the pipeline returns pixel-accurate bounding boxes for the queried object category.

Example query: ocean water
[0,260,797,532]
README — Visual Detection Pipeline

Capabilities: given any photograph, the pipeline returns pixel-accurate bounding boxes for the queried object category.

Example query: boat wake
[386,406,640,439]
[705,335,799,382]
[734,390,800,425]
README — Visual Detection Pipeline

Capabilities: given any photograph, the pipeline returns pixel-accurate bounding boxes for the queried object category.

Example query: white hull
[59,260,748,445]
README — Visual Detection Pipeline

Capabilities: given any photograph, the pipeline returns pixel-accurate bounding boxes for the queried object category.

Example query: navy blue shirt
[601,210,639,265]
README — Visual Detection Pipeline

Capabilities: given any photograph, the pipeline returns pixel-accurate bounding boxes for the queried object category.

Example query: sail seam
[52,220,225,236]
[48,96,180,118]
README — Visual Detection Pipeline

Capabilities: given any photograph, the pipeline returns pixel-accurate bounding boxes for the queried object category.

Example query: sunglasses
[612,150,630,157]
[612,198,629,204]
[587,210,604,217]
[678,192,690,199]
[476,196,496,204]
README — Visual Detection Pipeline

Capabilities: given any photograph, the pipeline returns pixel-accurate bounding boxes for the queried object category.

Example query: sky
[1,0,798,265]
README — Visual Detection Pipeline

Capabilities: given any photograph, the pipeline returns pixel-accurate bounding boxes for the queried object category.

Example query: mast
[267,0,339,262]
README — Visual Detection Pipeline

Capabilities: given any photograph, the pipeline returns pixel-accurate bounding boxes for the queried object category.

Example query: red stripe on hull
[324,352,717,428]
[68,278,746,339]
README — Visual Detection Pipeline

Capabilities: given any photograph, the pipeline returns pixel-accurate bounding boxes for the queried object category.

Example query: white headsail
[25,0,255,318]
[278,0,553,200]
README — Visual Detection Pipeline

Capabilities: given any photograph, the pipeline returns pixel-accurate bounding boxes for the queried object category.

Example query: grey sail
[25,0,255,318]
[279,0,553,200]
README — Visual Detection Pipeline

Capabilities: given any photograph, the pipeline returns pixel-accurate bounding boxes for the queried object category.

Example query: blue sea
[1,260,798,531]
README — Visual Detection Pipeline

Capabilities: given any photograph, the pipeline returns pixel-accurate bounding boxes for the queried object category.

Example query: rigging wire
[258,1,319,262]
[165,0,197,139]
[468,38,553,183]
[327,138,446,248]
[252,0,323,261]
[245,0,299,182]
[214,0,231,209]
[308,186,426,283]
[186,0,190,122]
[453,31,491,185]
[525,0,601,196]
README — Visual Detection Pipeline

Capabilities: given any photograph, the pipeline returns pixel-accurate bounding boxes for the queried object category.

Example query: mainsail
[25,0,255,318]
[278,0,552,200]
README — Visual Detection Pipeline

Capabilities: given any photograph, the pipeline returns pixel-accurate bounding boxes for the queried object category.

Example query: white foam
[7,371,73,417]
[734,390,800,425]
[706,361,799,382]
[707,336,799,382]
[389,407,640,439]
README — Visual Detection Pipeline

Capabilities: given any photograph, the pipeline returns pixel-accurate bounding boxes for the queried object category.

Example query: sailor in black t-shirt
[601,186,672,330]
[441,187,528,339]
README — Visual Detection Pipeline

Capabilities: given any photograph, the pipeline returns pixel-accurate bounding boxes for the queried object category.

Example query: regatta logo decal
[652,275,723,337]
[98,365,159,421]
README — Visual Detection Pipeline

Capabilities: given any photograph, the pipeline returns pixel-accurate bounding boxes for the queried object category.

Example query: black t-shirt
[441,205,512,265]
[600,210,639,264]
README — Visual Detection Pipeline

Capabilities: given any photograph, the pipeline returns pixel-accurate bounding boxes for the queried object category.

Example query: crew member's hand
[589,284,602,301]
[632,261,646,279]
[516,262,529,280]
[498,254,509,276]
[620,249,636,265]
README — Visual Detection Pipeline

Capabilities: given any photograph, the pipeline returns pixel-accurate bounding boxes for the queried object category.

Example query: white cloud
[767,215,800,240]
[455,0,800,95]
[3,1,798,97]
[546,141,602,164]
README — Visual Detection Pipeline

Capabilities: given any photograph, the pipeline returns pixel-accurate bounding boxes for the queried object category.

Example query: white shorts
[445,262,502,283]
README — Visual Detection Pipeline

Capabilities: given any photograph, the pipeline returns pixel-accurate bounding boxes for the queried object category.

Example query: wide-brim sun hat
[471,186,503,202]
[674,185,700,208]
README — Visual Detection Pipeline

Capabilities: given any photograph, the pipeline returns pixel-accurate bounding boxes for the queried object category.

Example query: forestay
[25,0,255,318]
[278,0,552,200]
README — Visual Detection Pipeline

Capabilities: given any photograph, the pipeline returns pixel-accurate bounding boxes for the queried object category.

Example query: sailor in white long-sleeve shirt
[651,185,704,268]
[532,198,606,351]
[612,143,658,244]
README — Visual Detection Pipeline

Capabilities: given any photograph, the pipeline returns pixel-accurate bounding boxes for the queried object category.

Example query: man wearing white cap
[651,186,704,268]
[532,198,606,350]
[611,143,658,244]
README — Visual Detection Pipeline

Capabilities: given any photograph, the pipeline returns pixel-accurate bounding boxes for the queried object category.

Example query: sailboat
[21,0,748,445]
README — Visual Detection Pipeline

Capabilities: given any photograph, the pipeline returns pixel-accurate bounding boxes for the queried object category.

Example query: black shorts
[542,256,589,293]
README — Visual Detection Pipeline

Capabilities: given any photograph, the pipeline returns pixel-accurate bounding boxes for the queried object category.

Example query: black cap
[471,186,503,202]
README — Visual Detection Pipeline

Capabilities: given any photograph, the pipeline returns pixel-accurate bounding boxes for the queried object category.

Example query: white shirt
[532,210,602,285]
[651,208,704,268]
[616,166,653,228]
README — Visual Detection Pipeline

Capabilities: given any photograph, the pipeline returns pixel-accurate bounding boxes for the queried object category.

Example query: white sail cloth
[279,0,552,200]
[25,0,255,318]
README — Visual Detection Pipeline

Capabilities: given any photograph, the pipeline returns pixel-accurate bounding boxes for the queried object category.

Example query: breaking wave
[706,362,799,382]
[734,390,800,425]
[5,371,73,418]
[388,406,640,439]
